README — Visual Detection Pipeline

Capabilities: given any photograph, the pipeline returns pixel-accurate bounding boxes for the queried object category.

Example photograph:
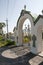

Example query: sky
[0,0,43,33]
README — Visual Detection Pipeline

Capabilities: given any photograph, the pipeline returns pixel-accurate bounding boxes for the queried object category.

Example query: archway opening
[22,19,31,46]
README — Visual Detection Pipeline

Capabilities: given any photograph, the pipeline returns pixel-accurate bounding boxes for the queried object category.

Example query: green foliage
[0,41,6,47]
[0,22,6,28]
[0,35,5,47]
[5,40,16,46]
[0,39,16,47]
[23,35,31,43]
[0,35,4,41]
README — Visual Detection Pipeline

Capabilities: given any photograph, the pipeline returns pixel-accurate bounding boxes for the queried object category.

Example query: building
[13,6,43,56]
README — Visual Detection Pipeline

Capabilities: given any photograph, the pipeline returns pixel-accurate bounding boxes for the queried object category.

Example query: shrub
[5,40,16,46]
[23,35,31,43]
[0,35,3,41]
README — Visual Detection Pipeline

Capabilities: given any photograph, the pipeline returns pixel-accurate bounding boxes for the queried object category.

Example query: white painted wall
[14,11,43,54]
[17,13,38,54]
[35,18,43,53]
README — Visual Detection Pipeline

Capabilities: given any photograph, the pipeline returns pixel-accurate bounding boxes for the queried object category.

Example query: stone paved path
[39,52,43,57]
[29,56,43,65]
[0,46,43,65]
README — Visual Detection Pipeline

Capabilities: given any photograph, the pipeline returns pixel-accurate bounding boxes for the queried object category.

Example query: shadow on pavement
[0,46,36,65]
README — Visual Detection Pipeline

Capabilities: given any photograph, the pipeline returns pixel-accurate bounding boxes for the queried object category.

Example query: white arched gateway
[14,9,38,54]
[17,10,34,46]
[14,8,43,55]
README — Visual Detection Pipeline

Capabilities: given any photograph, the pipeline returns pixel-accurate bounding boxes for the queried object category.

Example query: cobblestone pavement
[0,46,43,65]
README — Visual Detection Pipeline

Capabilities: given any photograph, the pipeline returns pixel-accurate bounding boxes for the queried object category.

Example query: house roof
[31,13,38,21]
[34,15,43,25]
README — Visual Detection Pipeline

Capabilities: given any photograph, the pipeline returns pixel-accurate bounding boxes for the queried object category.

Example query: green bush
[0,35,3,41]
[23,35,31,43]
[0,39,16,47]
[5,40,16,46]
[0,41,6,47]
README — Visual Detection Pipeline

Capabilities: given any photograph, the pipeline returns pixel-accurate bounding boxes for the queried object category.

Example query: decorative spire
[24,5,26,10]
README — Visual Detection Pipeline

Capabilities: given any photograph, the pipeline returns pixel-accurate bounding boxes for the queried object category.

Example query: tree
[0,22,5,29]
[0,22,6,35]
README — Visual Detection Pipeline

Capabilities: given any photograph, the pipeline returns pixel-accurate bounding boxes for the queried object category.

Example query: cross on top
[24,5,26,10]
